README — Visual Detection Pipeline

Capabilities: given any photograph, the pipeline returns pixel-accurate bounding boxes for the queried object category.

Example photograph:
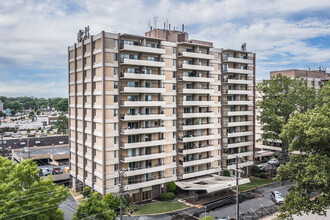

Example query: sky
[1,0,330,98]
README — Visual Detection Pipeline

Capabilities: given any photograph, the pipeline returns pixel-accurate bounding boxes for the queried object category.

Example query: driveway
[60,194,78,220]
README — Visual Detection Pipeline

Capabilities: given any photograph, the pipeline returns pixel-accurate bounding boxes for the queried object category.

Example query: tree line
[0,96,68,112]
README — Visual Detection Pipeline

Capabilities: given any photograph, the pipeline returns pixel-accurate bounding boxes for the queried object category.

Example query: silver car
[39,168,51,176]
[271,191,284,205]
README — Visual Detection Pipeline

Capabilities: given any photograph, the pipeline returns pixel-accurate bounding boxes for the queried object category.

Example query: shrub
[159,192,175,201]
[254,166,260,174]
[82,186,92,198]
[256,172,269,179]
[224,170,231,177]
[168,181,176,192]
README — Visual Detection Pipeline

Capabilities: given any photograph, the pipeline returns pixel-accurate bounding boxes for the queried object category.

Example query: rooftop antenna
[153,15,158,28]
[166,18,169,30]
[148,18,151,30]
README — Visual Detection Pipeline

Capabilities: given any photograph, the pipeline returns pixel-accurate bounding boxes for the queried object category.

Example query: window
[173,47,176,54]
[173,71,176,78]
[172,84,176,90]
[173,156,176,162]
[114,81,118,89]
[173,144,176,151]
[114,67,118,75]
[113,53,118,61]
[172,60,176,67]
[173,96,176,102]
[114,150,118,158]
[114,109,118,117]
[114,178,118,185]
[94,149,97,156]
[145,95,152,101]
[173,132,176,139]
[173,108,176,114]
[114,95,118,103]
[114,123,118,130]
[114,164,119,171]
[114,137,117,144]
[173,120,176,127]
[114,39,118,47]
[173,168,176,174]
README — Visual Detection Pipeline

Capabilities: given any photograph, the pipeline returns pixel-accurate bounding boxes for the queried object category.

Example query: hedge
[159,192,176,201]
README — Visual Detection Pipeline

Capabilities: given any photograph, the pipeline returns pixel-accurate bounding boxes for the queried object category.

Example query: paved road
[124,181,293,220]
[59,194,78,220]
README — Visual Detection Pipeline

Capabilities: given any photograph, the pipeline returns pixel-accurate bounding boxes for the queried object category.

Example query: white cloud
[0,0,330,96]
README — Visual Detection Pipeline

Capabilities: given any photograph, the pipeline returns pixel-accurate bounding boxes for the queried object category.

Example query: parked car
[40,134,47,137]
[52,167,63,175]
[39,168,51,176]
[256,164,265,171]
[27,134,35,137]
[268,158,280,166]
[270,191,284,205]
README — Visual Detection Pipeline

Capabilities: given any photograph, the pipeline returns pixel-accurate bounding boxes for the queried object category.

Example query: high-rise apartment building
[68,27,255,202]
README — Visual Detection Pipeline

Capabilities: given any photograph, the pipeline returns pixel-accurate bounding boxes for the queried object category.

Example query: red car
[52,167,63,175]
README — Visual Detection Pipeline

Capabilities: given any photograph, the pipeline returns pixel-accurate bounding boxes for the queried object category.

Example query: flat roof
[176,174,250,193]
[13,145,69,159]
[120,33,164,41]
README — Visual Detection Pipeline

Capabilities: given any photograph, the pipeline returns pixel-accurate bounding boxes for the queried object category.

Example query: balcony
[121,125,166,135]
[227,161,254,170]
[125,164,166,177]
[224,141,253,149]
[225,121,253,127]
[223,57,253,64]
[225,79,253,85]
[121,113,166,121]
[181,100,214,106]
[179,112,214,118]
[121,87,165,94]
[226,111,253,116]
[179,51,214,60]
[121,72,165,81]
[180,145,215,155]
[179,123,214,130]
[121,101,165,107]
[121,152,166,163]
[227,90,253,95]
[227,151,253,160]
[178,134,216,143]
[125,176,177,191]
[181,156,214,167]
[122,139,167,149]
[182,168,219,179]
[120,44,165,54]
[181,76,214,83]
[181,88,214,94]
[227,131,253,138]
[226,101,253,106]
[224,68,253,75]
[179,63,214,72]
[121,58,165,68]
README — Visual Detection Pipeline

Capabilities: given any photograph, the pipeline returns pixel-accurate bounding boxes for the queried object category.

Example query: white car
[256,164,265,171]
[271,191,284,204]
[268,158,280,166]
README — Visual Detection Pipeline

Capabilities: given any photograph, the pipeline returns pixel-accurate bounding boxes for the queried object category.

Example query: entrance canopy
[175,174,250,193]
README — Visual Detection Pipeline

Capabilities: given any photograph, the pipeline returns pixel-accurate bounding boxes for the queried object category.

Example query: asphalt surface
[59,194,78,220]
[123,181,293,220]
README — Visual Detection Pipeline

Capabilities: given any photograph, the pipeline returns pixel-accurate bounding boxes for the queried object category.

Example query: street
[59,194,78,220]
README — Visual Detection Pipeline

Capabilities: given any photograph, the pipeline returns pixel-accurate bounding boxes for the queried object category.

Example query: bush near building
[159,192,176,201]
[168,181,176,192]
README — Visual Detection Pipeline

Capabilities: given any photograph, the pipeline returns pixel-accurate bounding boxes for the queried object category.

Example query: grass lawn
[238,177,277,192]
[134,200,188,215]
[77,197,88,204]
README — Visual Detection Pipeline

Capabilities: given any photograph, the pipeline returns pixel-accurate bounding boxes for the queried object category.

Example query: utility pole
[119,168,127,220]
[235,155,242,220]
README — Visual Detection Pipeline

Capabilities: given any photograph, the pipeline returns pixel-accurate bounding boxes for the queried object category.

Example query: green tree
[82,186,92,198]
[56,98,68,112]
[29,111,35,118]
[10,109,16,116]
[102,193,121,210]
[257,74,316,148]
[55,114,68,135]
[36,110,41,115]
[0,111,6,118]
[168,181,176,192]
[0,157,69,219]
[276,84,330,219]
[72,192,116,220]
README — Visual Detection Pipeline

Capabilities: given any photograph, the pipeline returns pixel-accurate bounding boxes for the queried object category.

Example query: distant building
[270,69,330,90]
[0,100,3,112]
